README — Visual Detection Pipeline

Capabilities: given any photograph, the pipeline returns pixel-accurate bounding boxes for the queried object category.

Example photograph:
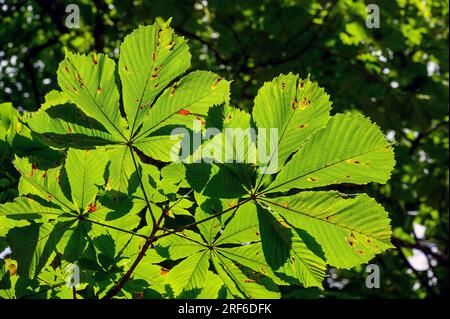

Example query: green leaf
[260,191,393,269]
[195,271,228,299]
[155,230,206,260]
[6,221,73,278]
[25,91,117,148]
[57,50,128,141]
[192,105,257,165]
[218,243,285,285]
[257,205,326,288]
[186,163,248,198]
[65,149,108,211]
[252,73,331,172]
[167,250,209,297]
[211,250,280,298]
[13,157,75,212]
[0,196,64,220]
[106,145,138,195]
[214,201,260,245]
[119,22,191,135]
[265,113,395,193]
[133,135,182,162]
[193,193,237,245]
[136,70,230,139]
[133,261,168,295]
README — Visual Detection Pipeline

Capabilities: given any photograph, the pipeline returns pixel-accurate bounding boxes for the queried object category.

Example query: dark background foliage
[0,0,448,298]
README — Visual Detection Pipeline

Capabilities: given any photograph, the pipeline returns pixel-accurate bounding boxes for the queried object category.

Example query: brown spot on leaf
[31,163,38,176]
[152,52,156,61]
[255,232,260,236]
[356,249,364,254]
[96,86,102,94]
[347,159,361,165]
[170,84,178,96]
[88,203,97,213]
[291,99,298,110]
[280,202,289,208]
[244,279,256,283]
[92,55,98,65]
[196,116,206,125]
[228,201,237,208]
[135,292,143,299]
[160,268,169,276]
[166,40,175,50]
[211,77,222,89]
[298,123,308,129]
[178,109,191,116]
[280,220,290,228]
[346,236,356,247]
[7,261,17,276]
[306,177,318,182]
[299,98,311,110]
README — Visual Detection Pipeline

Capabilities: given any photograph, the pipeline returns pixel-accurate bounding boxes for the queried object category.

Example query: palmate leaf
[1,20,398,299]
[26,21,229,171]
[155,202,282,298]
[1,149,142,281]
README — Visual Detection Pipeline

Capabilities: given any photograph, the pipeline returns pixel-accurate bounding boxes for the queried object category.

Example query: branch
[102,197,252,298]
[254,1,337,68]
[409,119,449,155]
[92,0,107,52]
[173,27,231,65]
[392,237,449,266]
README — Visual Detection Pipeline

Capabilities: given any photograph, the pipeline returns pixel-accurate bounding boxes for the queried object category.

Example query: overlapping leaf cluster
[0,20,395,299]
